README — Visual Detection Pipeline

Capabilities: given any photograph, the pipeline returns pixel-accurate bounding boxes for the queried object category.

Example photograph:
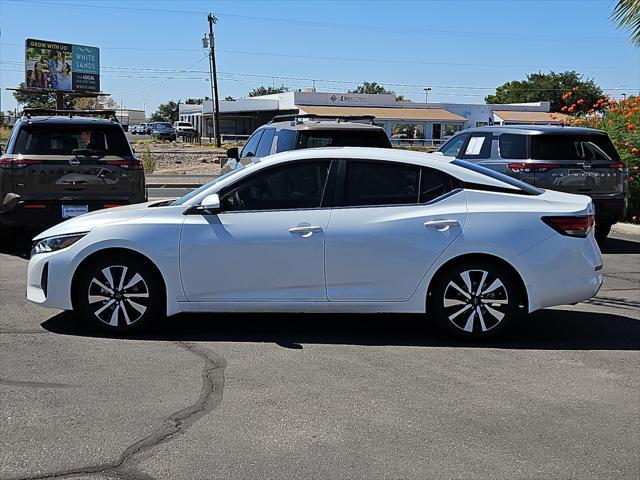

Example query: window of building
[220,161,330,211]
[391,123,425,139]
[443,124,463,137]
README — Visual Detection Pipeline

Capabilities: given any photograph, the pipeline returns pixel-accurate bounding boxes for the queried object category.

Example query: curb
[147,183,203,189]
[612,222,640,236]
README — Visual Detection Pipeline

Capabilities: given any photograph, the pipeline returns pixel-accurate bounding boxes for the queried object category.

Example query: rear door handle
[424,219,459,231]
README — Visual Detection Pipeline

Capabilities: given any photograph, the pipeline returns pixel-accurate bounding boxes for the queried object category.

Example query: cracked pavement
[1,232,639,479]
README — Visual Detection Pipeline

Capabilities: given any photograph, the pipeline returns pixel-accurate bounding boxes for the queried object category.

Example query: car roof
[17,116,117,126]
[458,125,606,135]
[264,120,385,132]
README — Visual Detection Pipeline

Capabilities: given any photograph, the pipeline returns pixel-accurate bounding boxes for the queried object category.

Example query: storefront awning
[296,105,466,122]
[493,110,570,124]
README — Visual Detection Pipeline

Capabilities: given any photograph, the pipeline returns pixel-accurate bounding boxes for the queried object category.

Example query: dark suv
[223,114,392,173]
[0,109,146,235]
[439,125,628,242]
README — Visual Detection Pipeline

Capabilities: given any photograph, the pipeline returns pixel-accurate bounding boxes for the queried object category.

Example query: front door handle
[289,225,323,236]
[424,219,459,231]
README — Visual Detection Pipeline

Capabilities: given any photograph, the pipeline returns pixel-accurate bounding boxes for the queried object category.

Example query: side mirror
[200,193,221,213]
[226,147,239,159]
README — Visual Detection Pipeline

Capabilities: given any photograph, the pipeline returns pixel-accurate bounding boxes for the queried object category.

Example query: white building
[179,91,569,144]
[115,109,146,131]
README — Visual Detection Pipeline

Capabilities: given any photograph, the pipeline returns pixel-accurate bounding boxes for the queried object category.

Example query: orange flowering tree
[566,94,640,222]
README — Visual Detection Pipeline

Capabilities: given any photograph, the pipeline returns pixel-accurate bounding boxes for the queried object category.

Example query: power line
[10,0,626,42]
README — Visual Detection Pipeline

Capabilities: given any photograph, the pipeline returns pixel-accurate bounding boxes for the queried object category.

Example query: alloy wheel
[87,265,150,327]
[442,269,509,334]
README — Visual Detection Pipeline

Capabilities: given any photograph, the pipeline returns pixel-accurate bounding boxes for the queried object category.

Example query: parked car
[222,114,392,173]
[438,125,628,243]
[151,122,177,142]
[27,147,602,338]
[0,109,146,236]
[173,121,197,138]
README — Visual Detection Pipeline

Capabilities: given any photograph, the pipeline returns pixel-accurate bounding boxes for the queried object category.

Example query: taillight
[106,159,143,170]
[0,156,42,169]
[542,215,595,238]
[508,163,560,173]
[608,163,626,171]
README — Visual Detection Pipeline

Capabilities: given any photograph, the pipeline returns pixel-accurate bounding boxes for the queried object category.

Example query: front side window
[240,129,264,158]
[343,161,419,207]
[499,133,527,159]
[255,128,276,157]
[221,161,330,212]
[439,134,468,158]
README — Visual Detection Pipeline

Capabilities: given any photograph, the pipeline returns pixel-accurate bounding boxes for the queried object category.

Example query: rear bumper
[0,196,146,230]
[592,194,627,223]
[514,231,603,312]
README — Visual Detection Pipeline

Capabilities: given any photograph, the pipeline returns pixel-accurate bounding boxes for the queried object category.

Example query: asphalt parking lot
[1,232,638,480]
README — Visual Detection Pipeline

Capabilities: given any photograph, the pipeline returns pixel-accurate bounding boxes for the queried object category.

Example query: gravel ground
[132,141,225,175]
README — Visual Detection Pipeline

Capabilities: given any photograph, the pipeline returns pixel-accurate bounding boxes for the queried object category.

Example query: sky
[1,0,639,116]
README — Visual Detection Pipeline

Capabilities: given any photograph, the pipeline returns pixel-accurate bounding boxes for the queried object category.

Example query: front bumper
[27,248,74,310]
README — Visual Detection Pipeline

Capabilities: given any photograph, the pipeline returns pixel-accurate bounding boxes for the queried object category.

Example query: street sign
[25,38,100,93]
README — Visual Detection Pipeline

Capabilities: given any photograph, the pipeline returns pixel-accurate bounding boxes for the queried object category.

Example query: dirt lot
[131,140,227,175]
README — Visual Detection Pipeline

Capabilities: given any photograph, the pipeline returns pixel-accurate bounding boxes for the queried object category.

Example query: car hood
[33,201,159,240]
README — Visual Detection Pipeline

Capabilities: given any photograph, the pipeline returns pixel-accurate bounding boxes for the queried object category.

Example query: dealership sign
[25,38,100,93]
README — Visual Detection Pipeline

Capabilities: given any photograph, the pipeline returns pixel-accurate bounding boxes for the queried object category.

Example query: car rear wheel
[75,254,163,333]
[431,261,521,338]
[595,221,613,245]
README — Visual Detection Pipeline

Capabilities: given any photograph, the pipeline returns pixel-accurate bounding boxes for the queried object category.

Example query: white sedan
[27,147,603,338]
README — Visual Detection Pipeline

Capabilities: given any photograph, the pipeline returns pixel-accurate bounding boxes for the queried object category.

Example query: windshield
[155,123,172,130]
[452,159,544,195]
[171,169,244,206]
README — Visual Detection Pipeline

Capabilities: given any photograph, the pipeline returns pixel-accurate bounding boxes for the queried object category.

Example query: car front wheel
[431,261,521,338]
[74,254,163,333]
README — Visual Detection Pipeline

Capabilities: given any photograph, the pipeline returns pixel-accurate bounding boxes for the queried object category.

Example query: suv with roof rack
[0,109,146,236]
[222,114,392,173]
[438,125,628,243]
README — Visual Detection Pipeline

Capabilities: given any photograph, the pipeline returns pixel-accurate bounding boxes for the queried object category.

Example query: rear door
[530,133,624,195]
[8,123,137,201]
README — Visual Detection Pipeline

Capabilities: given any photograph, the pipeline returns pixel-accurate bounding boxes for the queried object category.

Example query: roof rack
[22,108,120,123]
[268,113,377,126]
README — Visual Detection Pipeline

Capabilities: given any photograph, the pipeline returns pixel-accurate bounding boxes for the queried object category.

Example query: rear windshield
[452,159,544,195]
[12,125,132,156]
[531,134,620,162]
[297,130,392,149]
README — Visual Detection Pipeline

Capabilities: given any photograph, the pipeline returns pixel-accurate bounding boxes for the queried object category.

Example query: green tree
[151,100,179,122]
[485,71,603,114]
[611,0,640,46]
[248,85,289,97]
[12,82,76,109]
[350,82,406,101]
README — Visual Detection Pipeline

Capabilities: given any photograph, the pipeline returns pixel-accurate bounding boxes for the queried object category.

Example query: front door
[325,160,467,302]
[180,160,333,302]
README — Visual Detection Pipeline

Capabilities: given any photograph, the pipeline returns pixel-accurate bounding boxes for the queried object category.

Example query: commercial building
[115,109,146,131]
[179,91,569,144]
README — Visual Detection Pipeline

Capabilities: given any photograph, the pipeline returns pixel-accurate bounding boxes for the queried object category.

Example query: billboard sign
[25,38,100,93]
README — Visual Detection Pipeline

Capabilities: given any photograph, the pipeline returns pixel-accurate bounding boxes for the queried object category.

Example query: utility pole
[207,13,221,147]
[423,87,431,104]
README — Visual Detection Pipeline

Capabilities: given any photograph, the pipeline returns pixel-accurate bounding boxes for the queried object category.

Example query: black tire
[430,260,522,339]
[595,222,613,245]
[74,253,164,333]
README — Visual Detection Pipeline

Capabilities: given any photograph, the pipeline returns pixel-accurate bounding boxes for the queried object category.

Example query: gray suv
[223,114,392,173]
[439,125,628,242]
[0,109,146,235]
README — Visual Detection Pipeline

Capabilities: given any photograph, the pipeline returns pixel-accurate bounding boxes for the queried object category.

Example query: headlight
[31,233,87,256]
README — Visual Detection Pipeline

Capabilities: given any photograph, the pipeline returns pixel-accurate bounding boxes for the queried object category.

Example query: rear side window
[298,130,391,149]
[255,128,276,157]
[241,129,264,158]
[343,161,419,206]
[531,134,620,161]
[12,125,132,156]
[499,134,528,159]
[276,129,297,152]
[420,168,454,203]
[461,134,492,160]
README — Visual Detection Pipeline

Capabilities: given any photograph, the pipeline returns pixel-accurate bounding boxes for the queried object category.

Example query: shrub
[141,148,156,173]
[565,94,639,222]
